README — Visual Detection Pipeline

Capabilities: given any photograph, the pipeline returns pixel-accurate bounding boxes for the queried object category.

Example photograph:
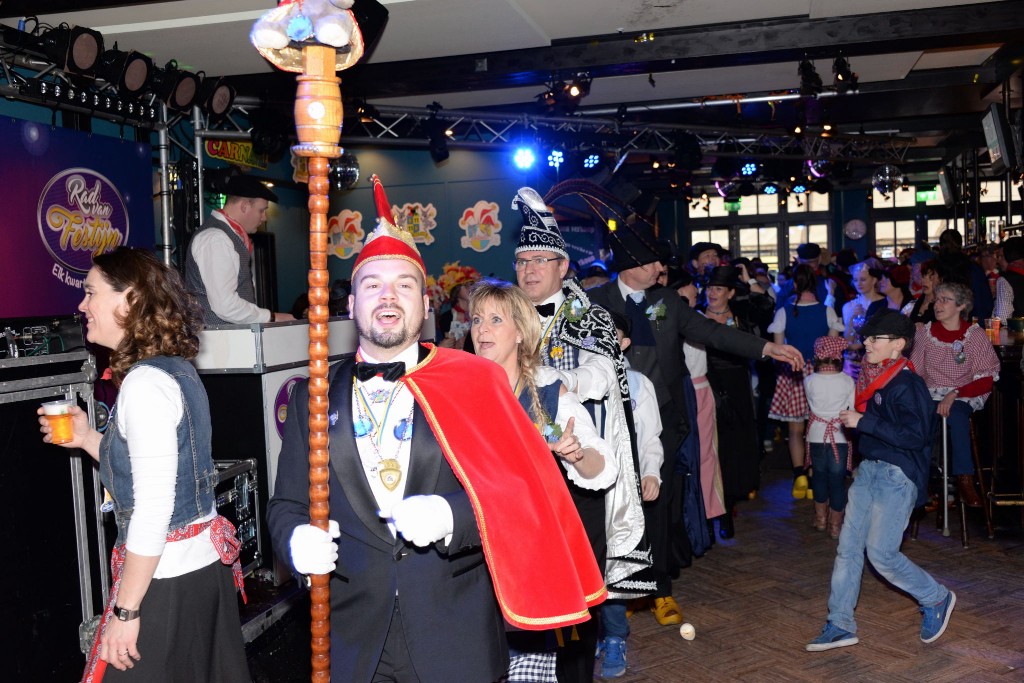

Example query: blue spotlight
[762,182,778,195]
[740,161,758,177]
[513,147,536,170]
[583,153,601,169]
[547,149,564,169]
[792,182,808,193]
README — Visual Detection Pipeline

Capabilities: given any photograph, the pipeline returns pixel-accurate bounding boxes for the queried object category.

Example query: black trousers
[372,599,422,683]
[555,607,600,683]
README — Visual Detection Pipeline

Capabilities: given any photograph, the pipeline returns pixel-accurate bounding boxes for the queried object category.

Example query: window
[689,228,730,250]
[787,224,828,254]
[807,192,830,212]
[875,220,916,259]
[737,226,779,270]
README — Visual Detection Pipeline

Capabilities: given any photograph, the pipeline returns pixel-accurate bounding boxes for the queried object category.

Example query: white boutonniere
[646,299,667,321]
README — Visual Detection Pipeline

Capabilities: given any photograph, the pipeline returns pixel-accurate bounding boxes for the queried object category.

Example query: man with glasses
[512,186,652,683]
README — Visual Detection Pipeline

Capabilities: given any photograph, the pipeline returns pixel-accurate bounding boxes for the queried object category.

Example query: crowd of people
[43,172,1011,680]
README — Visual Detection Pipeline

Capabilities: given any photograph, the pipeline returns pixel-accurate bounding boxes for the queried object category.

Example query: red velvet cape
[403,345,606,629]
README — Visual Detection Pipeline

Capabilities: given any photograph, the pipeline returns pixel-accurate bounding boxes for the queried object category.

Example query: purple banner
[0,118,154,318]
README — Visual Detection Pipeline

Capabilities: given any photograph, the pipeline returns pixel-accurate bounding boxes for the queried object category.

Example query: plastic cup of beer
[42,399,75,445]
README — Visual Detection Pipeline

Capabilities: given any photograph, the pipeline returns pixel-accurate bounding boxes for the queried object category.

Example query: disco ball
[872,165,904,194]
[329,152,360,190]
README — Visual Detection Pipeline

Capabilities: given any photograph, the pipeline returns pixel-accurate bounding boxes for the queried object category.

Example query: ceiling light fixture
[832,55,859,94]
[97,46,153,95]
[798,58,822,97]
[150,60,201,113]
[40,25,104,78]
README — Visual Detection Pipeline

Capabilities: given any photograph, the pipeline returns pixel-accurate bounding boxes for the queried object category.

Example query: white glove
[289,520,340,575]
[379,495,454,547]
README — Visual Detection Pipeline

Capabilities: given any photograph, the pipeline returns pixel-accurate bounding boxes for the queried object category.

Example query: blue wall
[265,147,551,310]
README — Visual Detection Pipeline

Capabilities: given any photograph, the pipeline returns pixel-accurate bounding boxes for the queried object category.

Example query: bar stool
[909,414,989,547]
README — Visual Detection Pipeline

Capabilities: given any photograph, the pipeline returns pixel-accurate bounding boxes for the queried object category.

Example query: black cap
[1002,236,1024,263]
[223,175,278,202]
[689,241,723,262]
[609,227,661,272]
[859,308,915,341]
[706,265,740,289]
[796,243,822,260]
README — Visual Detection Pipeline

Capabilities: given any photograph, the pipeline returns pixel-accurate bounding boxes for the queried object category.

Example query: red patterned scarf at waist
[82,515,246,683]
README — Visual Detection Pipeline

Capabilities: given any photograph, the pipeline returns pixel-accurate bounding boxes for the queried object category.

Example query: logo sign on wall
[274,375,306,439]
[205,139,268,170]
[393,203,437,245]
[458,200,502,252]
[37,168,129,275]
[0,118,154,318]
[328,209,365,259]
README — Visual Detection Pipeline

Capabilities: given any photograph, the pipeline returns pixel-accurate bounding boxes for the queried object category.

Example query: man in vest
[994,236,1024,320]
[185,175,294,325]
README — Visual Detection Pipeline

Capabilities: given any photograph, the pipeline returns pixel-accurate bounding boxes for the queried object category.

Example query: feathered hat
[351,175,426,279]
[513,187,568,260]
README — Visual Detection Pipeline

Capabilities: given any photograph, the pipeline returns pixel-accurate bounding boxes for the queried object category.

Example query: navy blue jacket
[856,368,935,507]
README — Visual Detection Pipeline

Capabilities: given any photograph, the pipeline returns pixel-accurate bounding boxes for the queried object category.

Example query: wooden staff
[292,44,343,682]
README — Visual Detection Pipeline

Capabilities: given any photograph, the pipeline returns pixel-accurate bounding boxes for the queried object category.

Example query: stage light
[97,47,153,95]
[791,182,808,194]
[798,58,822,97]
[40,26,104,78]
[740,161,758,177]
[583,153,601,169]
[567,74,592,99]
[762,182,779,195]
[196,77,235,122]
[833,56,858,94]
[423,113,449,163]
[513,147,536,170]
[807,159,831,178]
[150,60,202,113]
[547,148,564,169]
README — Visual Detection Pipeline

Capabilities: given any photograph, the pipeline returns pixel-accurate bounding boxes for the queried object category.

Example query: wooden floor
[247,455,1024,682]
[613,459,1024,683]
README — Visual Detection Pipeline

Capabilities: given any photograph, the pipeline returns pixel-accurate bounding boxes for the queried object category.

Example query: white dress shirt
[536,290,617,402]
[352,344,420,535]
[189,212,270,324]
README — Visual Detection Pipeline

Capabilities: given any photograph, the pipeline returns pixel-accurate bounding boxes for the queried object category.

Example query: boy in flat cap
[186,175,294,325]
[807,309,955,652]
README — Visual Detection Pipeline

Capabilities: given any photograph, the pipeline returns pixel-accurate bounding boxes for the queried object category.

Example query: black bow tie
[354,361,405,383]
[534,303,557,317]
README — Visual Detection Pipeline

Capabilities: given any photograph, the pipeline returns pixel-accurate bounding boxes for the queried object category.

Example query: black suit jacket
[588,283,767,452]
[267,353,507,683]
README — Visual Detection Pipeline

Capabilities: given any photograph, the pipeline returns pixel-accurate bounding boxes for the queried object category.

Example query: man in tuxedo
[268,177,604,683]
[588,225,804,616]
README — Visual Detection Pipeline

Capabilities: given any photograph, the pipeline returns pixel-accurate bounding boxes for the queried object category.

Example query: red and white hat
[813,335,848,361]
[351,174,426,280]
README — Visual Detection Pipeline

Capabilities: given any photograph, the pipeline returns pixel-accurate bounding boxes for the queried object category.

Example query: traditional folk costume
[83,357,248,683]
[514,188,653,599]
[767,300,844,423]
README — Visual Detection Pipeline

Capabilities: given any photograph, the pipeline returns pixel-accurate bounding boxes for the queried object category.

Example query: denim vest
[100,356,217,546]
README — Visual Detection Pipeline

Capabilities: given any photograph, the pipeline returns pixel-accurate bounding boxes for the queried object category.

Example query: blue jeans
[826,460,948,633]
[938,400,975,476]
[601,600,629,639]
[810,442,849,511]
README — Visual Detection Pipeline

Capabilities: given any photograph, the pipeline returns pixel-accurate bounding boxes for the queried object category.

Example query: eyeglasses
[934,296,957,304]
[514,256,564,269]
[864,335,899,343]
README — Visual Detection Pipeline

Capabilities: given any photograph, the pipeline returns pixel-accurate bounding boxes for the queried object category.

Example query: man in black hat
[687,241,723,307]
[185,175,294,325]
[993,236,1024,320]
[776,242,850,315]
[588,225,803,627]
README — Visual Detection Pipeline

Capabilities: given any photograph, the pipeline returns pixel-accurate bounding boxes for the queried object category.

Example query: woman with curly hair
[39,248,249,682]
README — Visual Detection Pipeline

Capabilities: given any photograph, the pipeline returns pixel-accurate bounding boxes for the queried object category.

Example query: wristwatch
[114,606,140,621]
[747,278,759,287]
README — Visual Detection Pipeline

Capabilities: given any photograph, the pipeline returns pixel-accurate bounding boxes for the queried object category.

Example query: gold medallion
[379,459,402,491]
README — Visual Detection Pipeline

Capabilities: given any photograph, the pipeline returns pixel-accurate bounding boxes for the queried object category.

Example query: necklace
[706,307,730,315]
[353,379,414,491]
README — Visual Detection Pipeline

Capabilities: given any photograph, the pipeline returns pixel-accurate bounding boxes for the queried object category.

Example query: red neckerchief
[928,319,969,344]
[854,357,914,413]
[215,209,253,254]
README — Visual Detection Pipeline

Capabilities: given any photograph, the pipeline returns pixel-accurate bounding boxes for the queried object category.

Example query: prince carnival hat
[513,187,569,260]
[351,174,426,280]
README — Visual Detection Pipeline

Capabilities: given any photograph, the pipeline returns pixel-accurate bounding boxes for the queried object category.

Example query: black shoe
[718,513,735,539]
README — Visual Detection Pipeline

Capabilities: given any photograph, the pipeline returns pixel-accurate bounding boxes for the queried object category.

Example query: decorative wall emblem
[328,209,365,259]
[392,202,437,244]
[458,200,502,252]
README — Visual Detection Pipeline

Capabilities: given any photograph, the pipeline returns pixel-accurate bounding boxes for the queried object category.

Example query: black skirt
[104,560,250,683]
